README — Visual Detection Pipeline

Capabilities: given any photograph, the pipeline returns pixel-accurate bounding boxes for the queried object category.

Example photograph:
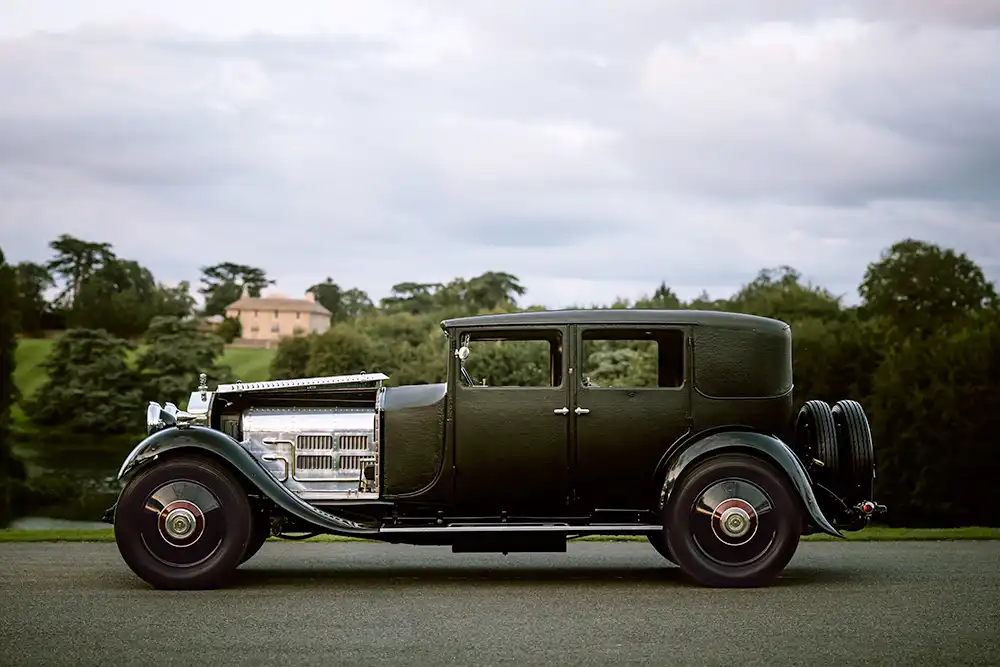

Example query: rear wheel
[665,454,802,587]
[832,399,875,505]
[794,400,841,492]
[113,454,253,590]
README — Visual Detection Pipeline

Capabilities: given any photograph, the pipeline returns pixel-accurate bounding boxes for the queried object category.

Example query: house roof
[440,309,788,332]
[226,295,331,315]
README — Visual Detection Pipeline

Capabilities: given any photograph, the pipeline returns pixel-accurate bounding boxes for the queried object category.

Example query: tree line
[1,235,998,528]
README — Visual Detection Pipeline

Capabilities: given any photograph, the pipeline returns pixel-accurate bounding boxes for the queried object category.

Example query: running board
[378,523,662,534]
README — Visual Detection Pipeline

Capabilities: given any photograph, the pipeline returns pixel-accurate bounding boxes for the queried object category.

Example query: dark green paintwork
[690,394,794,440]
[381,384,449,499]
[439,312,804,518]
[658,429,841,537]
[453,378,571,514]
[574,383,691,510]
[571,322,693,510]
[115,425,381,536]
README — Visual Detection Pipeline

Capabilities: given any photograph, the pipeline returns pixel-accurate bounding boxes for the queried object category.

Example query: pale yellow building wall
[224,306,330,342]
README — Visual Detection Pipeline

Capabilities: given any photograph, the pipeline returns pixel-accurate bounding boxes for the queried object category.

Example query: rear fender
[658,429,842,538]
[111,425,380,536]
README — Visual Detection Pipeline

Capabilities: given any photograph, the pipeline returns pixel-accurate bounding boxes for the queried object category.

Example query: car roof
[440,309,788,332]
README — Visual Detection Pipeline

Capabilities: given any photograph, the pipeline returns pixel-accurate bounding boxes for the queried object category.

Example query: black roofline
[440,309,789,332]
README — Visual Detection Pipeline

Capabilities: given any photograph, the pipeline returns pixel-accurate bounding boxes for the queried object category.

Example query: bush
[270,332,313,379]
[216,316,242,344]
[24,328,144,434]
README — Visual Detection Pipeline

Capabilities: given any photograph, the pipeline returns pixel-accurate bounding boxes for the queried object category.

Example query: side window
[461,330,563,387]
[580,328,684,388]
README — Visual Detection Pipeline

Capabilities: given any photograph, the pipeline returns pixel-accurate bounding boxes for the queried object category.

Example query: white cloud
[0,0,997,310]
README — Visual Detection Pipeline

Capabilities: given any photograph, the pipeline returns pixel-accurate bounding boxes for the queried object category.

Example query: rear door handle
[575,407,590,415]
[553,407,569,415]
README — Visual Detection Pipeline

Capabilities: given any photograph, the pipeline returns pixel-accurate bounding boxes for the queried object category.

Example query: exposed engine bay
[206,374,386,501]
[221,406,379,501]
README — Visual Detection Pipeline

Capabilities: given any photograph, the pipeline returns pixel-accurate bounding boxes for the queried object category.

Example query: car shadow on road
[224,563,854,590]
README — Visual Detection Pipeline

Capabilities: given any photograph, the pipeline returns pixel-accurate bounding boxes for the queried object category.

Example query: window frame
[453,326,567,390]
[576,324,688,391]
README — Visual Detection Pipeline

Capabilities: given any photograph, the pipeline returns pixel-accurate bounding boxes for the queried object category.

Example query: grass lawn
[2,526,998,543]
[12,338,54,401]
[218,346,277,383]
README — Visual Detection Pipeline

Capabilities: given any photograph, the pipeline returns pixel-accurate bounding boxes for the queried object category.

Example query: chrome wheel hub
[691,478,775,567]
[720,507,751,538]
[709,497,760,547]
[142,480,224,567]
[164,508,197,540]
[155,498,208,548]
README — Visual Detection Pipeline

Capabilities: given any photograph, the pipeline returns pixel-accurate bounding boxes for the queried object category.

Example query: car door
[452,325,571,516]
[571,324,692,511]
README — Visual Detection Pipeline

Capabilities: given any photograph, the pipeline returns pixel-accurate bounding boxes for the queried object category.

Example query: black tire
[664,454,802,588]
[113,454,253,590]
[240,511,271,565]
[647,532,675,564]
[831,399,875,505]
[794,400,842,492]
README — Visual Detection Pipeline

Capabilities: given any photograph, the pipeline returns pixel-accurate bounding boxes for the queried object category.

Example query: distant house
[224,289,331,347]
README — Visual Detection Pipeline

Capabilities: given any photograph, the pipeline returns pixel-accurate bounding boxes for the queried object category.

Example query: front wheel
[113,454,254,590]
[665,454,802,588]
[240,510,272,565]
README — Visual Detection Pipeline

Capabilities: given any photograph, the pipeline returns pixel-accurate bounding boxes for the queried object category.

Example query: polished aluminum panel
[241,406,379,500]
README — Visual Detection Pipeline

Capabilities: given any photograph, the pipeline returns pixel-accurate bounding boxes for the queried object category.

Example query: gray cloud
[0,1,997,310]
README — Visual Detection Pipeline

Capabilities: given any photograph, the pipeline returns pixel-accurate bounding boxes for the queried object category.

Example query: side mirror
[455,346,470,361]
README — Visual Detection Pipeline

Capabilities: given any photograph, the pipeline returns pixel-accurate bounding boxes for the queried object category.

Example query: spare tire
[832,399,875,505]
[793,400,841,492]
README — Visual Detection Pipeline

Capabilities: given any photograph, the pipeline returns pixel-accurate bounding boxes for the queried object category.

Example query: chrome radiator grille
[297,454,336,470]
[297,434,334,450]
[339,434,369,450]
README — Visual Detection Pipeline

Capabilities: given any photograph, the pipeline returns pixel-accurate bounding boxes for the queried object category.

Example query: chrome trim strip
[297,490,381,501]
[215,373,389,394]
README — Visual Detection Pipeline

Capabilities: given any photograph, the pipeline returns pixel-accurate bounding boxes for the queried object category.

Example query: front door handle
[575,407,590,415]
[553,407,569,415]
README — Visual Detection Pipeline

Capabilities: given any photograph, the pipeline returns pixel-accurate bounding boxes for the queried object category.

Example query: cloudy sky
[1,0,998,308]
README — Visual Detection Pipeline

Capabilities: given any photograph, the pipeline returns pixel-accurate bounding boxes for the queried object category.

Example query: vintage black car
[103,309,883,589]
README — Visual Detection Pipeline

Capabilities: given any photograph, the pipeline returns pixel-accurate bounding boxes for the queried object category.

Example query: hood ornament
[198,373,208,400]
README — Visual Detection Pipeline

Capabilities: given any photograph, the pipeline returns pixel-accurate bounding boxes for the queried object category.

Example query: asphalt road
[1,541,998,666]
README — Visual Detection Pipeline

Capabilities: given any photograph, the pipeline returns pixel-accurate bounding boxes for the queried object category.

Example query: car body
[104,308,883,589]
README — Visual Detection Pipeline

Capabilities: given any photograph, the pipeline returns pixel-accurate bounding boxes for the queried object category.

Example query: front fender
[659,430,842,538]
[110,425,380,536]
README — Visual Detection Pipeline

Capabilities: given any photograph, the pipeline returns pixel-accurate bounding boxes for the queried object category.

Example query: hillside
[12,337,277,419]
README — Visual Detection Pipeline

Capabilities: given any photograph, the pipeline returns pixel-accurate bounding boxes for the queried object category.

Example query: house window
[274,310,279,318]
[580,328,684,388]
[296,312,301,319]
[253,310,258,317]
[271,323,280,333]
